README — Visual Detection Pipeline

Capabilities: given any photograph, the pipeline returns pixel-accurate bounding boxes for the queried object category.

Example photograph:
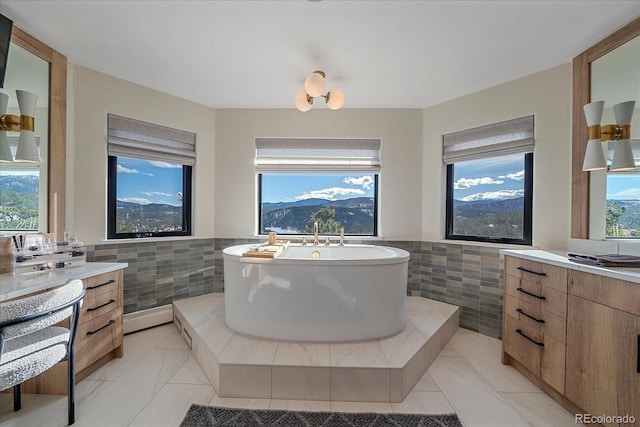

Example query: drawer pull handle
[637,335,639,374]
[87,279,116,290]
[517,266,547,277]
[516,308,545,323]
[87,319,116,336]
[516,287,546,300]
[86,299,116,312]
[515,329,544,347]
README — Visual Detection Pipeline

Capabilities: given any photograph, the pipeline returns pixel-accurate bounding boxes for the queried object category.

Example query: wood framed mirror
[9,26,66,240]
[571,17,640,239]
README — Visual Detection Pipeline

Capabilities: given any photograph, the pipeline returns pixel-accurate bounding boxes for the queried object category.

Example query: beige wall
[68,65,216,244]
[66,62,572,247]
[422,64,572,249]
[214,109,423,239]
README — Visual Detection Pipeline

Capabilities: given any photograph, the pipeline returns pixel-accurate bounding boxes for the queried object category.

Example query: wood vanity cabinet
[75,269,124,377]
[21,268,124,394]
[503,254,640,426]
[502,256,568,393]
[565,270,639,426]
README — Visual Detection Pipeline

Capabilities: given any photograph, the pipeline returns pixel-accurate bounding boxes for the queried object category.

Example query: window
[444,116,534,245]
[606,172,640,238]
[255,138,380,236]
[107,114,194,239]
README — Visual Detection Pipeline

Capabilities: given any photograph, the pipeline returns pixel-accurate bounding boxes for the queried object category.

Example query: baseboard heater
[123,304,174,334]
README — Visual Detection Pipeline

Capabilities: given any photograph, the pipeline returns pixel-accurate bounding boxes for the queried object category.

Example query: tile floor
[0,321,582,427]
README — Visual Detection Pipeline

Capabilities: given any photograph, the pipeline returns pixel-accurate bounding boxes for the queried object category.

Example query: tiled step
[173,294,459,402]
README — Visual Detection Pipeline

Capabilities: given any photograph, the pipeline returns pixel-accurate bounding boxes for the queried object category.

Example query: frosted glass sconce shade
[583,101,604,126]
[15,130,39,163]
[582,139,606,171]
[610,139,635,171]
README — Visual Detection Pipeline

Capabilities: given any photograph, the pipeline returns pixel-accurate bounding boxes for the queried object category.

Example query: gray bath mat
[180,404,463,426]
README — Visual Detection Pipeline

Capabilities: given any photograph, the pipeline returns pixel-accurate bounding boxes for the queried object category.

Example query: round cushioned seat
[0,326,70,390]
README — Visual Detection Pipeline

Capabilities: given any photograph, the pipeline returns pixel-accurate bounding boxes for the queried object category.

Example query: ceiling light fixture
[0,90,40,163]
[582,100,636,172]
[295,71,344,112]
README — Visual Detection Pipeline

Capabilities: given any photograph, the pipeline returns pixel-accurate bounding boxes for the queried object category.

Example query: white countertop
[501,249,640,284]
[0,262,128,302]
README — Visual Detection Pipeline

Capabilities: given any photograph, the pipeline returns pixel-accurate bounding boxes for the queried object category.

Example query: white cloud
[295,187,365,201]
[149,161,181,169]
[117,197,151,205]
[610,188,640,198]
[454,176,503,190]
[498,170,525,181]
[461,189,524,202]
[343,176,375,190]
[117,164,139,174]
[143,191,176,198]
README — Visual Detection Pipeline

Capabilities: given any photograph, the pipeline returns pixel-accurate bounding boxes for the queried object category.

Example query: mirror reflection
[589,35,640,239]
[0,41,49,232]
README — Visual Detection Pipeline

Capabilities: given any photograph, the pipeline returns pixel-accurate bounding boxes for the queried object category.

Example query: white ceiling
[1,1,639,110]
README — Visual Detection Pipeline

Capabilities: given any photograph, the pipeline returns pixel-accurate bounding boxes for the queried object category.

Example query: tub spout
[324,237,331,246]
[301,237,307,245]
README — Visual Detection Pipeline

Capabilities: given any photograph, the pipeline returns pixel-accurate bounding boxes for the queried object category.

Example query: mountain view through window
[260,173,377,235]
[114,157,185,234]
[606,173,640,238]
[0,170,39,231]
[449,154,528,241]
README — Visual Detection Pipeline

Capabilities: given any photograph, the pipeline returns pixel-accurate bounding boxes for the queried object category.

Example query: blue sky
[262,174,375,203]
[116,158,183,206]
[453,155,525,202]
[607,174,640,200]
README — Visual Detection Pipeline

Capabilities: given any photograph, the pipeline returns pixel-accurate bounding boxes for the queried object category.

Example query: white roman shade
[107,114,196,166]
[443,115,534,164]
[255,138,381,172]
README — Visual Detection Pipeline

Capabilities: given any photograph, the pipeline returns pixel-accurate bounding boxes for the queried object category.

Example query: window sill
[101,235,212,245]
[438,239,538,250]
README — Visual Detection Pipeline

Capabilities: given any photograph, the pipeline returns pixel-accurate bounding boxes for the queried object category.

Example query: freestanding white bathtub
[223,243,410,342]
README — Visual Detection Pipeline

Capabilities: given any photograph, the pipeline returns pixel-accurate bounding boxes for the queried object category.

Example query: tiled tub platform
[173,294,459,403]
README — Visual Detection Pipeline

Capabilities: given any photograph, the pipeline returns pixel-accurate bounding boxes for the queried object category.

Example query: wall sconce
[0,90,40,163]
[582,100,636,172]
[295,71,345,112]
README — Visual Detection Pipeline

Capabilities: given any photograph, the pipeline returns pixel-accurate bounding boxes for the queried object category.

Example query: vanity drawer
[505,274,544,306]
[75,307,123,373]
[505,294,544,331]
[540,285,567,318]
[83,271,120,298]
[505,256,567,292]
[81,287,121,324]
[503,313,542,376]
[568,270,640,316]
